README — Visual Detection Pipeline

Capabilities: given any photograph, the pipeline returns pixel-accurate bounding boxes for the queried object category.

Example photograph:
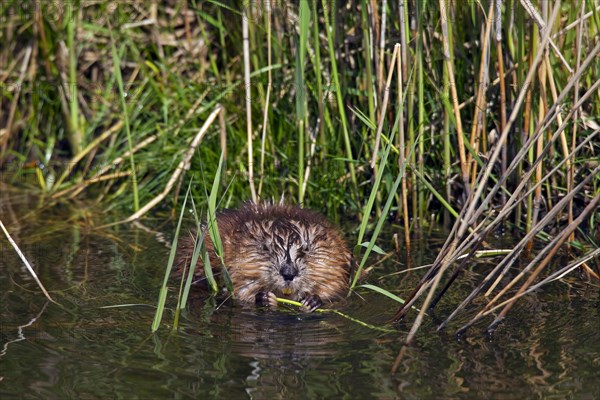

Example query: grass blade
[152,180,193,332]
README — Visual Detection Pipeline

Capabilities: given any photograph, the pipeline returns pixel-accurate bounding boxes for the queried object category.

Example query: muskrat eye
[298,243,310,256]
[261,243,269,253]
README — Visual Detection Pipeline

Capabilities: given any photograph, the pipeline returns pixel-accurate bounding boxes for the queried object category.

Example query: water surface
[1,193,599,399]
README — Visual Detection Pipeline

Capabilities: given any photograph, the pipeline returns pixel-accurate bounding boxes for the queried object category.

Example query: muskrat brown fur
[176,202,352,311]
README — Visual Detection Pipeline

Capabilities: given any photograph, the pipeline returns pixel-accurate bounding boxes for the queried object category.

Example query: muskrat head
[256,220,320,300]
[218,204,352,305]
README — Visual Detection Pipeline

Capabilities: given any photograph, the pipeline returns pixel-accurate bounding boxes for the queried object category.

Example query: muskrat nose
[280,264,298,281]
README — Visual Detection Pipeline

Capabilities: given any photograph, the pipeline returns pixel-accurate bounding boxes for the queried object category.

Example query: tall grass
[1,1,598,339]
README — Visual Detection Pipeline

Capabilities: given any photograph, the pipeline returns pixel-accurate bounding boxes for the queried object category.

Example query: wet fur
[176,203,352,308]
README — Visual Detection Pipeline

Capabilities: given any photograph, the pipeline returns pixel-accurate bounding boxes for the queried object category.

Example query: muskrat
[176,202,352,311]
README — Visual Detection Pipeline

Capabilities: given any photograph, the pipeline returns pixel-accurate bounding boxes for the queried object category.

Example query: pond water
[1,192,599,399]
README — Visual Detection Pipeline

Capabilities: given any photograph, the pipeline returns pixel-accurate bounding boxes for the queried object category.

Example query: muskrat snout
[279,264,298,281]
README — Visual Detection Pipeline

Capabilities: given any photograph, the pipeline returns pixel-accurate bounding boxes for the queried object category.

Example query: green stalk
[207,151,233,293]
[152,181,193,332]
[407,63,417,225]
[298,114,305,202]
[514,4,526,228]
[275,297,394,333]
[414,169,459,219]
[322,0,357,194]
[361,0,376,127]
[217,8,231,85]
[109,30,139,212]
[179,196,209,308]
[352,107,403,287]
[361,0,381,217]
[66,3,81,154]
[526,115,535,235]
[352,158,406,289]
[356,127,396,252]
[443,58,451,226]
[311,0,326,153]
[416,4,425,225]
[174,191,207,328]
[297,0,310,202]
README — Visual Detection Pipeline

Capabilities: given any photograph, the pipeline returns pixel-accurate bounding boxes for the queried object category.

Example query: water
[1,193,599,399]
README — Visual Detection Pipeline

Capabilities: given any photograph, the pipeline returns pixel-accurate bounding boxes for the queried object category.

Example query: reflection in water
[212,309,345,359]
[175,306,361,398]
[1,193,599,398]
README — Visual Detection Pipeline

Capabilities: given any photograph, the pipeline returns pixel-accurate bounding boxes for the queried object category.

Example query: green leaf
[207,151,225,258]
[359,284,406,305]
[357,242,387,255]
[152,180,193,332]
[349,106,377,130]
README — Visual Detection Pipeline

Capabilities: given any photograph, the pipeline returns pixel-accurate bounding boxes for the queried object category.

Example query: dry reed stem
[486,190,600,333]
[122,105,223,223]
[3,47,31,151]
[449,73,600,294]
[219,107,227,163]
[439,133,599,330]
[68,172,132,198]
[528,55,548,251]
[439,0,468,189]
[468,255,600,330]
[398,0,408,83]
[242,8,257,203]
[467,56,600,233]
[1,219,56,303]
[393,1,562,341]
[258,0,272,198]
[455,2,562,237]
[568,0,587,246]
[377,0,388,98]
[458,59,524,111]
[544,54,569,176]
[54,120,125,189]
[553,4,600,38]
[369,0,379,99]
[519,0,572,73]
[467,1,494,187]
[52,134,157,199]
[396,43,410,251]
[496,44,508,206]
[483,131,599,294]
[370,45,399,168]
[466,84,600,247]
[492,136,599,257]
[301,121,319,197]
[485,248,600,315]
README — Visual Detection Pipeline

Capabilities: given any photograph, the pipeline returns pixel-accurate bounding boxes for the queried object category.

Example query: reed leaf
[152,180,193,332]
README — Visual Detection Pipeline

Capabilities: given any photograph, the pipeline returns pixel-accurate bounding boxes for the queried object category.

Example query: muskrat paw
[255,291,278,308]
[300,294,323,312]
